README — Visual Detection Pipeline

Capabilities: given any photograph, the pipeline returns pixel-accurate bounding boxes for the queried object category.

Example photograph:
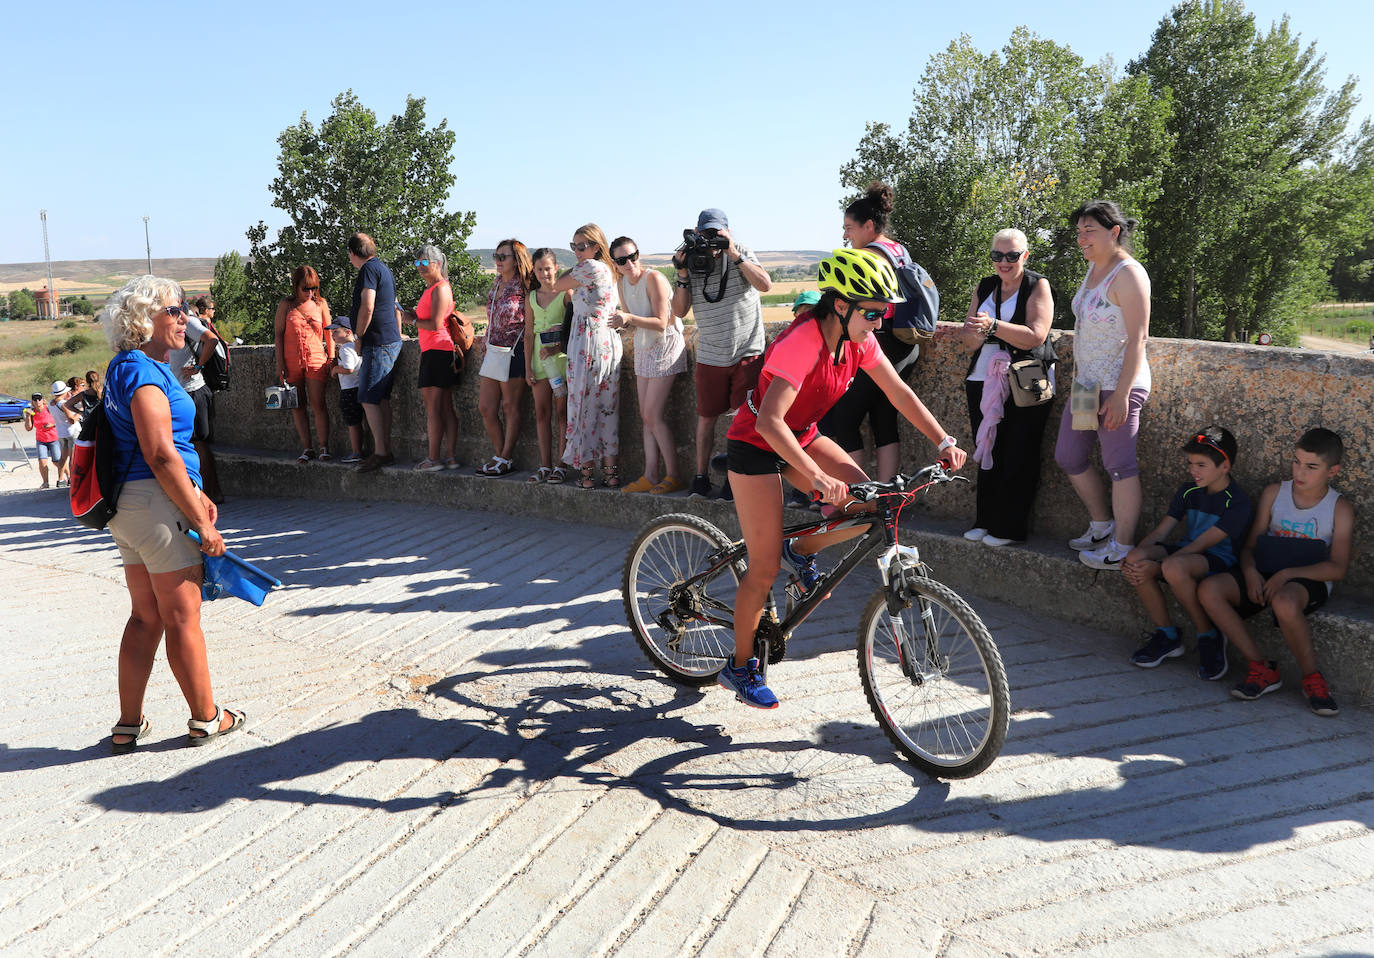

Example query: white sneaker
[1080,540,1130,570]
[1069,521,1115,551]
[982,534,1019,547]
[963,528,989,542]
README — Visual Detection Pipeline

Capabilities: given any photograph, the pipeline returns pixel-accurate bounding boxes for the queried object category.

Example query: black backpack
[70,357,134,530]
[200,315,231,391]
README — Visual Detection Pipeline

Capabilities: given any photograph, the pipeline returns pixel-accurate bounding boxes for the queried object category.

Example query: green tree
[841,28,1170,324]
[1130,0,1374,343]
[243,91,479,344]
[8,288,36,320]
[209,250,251,340]
[70,296,94,316]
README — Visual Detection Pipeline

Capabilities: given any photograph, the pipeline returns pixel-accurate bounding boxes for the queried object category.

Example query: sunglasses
[491,252,511,263]
[570,241,594,253]
[414,259,431,268]
[989,250,1025,263]
[847,303,890,322]
[1194,433,1230,464]
[165,304,188,319]
[300,284,319,291]
[612,251,640,266]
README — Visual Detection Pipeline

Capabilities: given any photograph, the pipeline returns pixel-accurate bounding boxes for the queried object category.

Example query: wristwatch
[937,436,958,453]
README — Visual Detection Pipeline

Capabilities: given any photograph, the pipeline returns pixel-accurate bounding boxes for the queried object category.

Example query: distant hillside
[0,258,218,298]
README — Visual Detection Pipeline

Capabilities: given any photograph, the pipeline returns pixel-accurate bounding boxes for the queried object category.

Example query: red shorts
[694,354,762,419]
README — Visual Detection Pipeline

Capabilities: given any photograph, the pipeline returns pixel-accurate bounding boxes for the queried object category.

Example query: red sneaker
[1301,672,1339,717]
[1231,660,1281,701]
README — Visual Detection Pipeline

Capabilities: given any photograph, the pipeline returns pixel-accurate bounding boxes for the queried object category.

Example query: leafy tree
[70,296,94,316]
[243,90,479,343]
[209,250,251,339]
[8,288,36,320]
[1129,1,1374,343]
[841,28,1169,324]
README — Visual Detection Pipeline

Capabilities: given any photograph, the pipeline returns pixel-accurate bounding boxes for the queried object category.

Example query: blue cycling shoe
[781,538,822,593]
[718,657,780,709]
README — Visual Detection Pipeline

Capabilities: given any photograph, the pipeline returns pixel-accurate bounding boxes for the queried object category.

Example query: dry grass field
[0,258,216,303]
[0,318,113,398]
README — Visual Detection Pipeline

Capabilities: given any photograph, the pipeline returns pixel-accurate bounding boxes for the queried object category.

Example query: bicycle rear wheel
[623,514,740,686]
[857,576,1010,778]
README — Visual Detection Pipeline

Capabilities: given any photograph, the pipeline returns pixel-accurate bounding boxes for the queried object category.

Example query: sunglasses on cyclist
[989,250,1025,263]
[612,251,640,266]
[847,302,890,322]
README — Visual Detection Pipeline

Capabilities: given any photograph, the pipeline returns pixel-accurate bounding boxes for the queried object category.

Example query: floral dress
[563,259,622,466]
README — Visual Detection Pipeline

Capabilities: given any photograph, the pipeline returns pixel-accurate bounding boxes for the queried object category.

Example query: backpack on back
[869,239,939,352]
[199,315,232,391]
[70,357,134,530]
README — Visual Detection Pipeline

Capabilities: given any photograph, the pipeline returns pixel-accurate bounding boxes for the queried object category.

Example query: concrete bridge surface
[1,467,1371,957]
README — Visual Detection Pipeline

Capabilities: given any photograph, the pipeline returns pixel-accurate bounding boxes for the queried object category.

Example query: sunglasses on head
[491,252,511,263]
[990,250,1025,263]
[612,251,639,266]
[1193,432,1230,463]
[570,241,594,253]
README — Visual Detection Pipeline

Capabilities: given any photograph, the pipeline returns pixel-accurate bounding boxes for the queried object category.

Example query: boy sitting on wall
[1123,427,1252,680]
[1198,428,1354,716]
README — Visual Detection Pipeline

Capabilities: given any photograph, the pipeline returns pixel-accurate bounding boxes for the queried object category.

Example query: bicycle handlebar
[846,463,962,503]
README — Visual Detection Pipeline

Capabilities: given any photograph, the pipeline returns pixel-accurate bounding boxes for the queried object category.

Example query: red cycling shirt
[728,310,882,452]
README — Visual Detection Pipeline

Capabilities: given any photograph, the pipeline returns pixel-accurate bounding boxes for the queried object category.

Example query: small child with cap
[327,315,366,463]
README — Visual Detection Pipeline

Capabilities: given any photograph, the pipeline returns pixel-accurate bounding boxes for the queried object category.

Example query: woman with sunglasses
[476,239,533,477]
[959,228,1056,547]
[99,275,244,753]
[546,223,623,488]
[400,245,460,471]
[608,235,687,494]
[719,248,966,709]
[274,265,335,462]
[1054,200,1153,570]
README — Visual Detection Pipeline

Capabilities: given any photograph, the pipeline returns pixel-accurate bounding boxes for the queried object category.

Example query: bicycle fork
[877,544,943,683]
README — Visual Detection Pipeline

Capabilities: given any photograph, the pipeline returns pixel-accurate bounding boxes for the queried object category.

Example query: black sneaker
[1196,631,1228,681]
[715,477,733,501]
[785,489,811,511]
[688,474,711,499]
[1302,672,1339,716]
[1231,660,1282,700]
[709,451,729,474]
[1130,629,1183,668]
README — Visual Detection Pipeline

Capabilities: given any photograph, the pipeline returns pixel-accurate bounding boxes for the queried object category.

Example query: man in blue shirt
[347,232,402,473]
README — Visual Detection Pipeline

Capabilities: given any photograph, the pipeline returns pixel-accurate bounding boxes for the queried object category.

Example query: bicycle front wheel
[857,577,1010,778]
[622,514,740,686]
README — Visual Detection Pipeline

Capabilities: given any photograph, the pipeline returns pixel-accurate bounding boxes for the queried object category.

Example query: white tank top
[1269,480,1341,592]
[1071,259,1151,392]
[619,272,682,354]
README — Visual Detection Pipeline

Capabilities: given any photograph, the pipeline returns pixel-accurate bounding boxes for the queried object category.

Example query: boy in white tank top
[1198,429,1354,716]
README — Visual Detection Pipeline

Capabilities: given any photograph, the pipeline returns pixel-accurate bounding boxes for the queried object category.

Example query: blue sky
[1,0,1367,264]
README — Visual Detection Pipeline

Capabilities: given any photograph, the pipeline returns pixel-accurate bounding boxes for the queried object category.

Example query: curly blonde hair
[100,275,183,352]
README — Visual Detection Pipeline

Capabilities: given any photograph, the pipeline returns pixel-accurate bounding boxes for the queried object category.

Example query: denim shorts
[359,341,402,404]
[35,439,61,461]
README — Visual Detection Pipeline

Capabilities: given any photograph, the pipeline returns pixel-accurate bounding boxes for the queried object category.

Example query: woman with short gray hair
[98,275,246,753]
[399,244,460,470]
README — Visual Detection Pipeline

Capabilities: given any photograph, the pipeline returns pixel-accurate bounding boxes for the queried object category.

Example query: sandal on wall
[296,449,314,464]
[602,464,621,488]
[548,465,567,485]
[578,465,596,489]
[110,715,151,755]
[476,456,513,478]
[187,705,246,747]
[527,466,552,483]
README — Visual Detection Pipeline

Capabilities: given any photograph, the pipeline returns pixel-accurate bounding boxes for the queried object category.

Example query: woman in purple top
[99,275,245,754]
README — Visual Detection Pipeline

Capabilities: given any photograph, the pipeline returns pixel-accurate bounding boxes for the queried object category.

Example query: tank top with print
[1071,259,1151,392]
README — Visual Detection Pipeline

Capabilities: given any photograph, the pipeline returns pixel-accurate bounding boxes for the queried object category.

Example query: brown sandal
[602,464,620,488]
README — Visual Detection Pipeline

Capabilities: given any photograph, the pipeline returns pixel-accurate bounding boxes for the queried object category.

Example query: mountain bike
[621,463,1010,778]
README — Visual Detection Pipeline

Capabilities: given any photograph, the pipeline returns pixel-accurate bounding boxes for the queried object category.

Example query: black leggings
[964,379,1053,541]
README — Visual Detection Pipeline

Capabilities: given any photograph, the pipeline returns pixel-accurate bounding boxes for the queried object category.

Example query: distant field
[1298,304,1374,344]
[0,317,113,398]
[0,257,216,302]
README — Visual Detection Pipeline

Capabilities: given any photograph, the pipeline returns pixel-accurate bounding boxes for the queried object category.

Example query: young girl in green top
[524,248,571,483]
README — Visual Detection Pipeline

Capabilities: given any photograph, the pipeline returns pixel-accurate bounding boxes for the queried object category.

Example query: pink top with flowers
[486,277,526,349]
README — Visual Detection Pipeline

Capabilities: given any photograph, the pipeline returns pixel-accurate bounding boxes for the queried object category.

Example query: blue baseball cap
[325,314,353,331]
[696,209,729,231]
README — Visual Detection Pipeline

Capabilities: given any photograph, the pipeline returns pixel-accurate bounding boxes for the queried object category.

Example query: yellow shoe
[621,475,655,493]
[650,476,686,495]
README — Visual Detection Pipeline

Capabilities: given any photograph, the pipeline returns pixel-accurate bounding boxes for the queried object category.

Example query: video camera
[678,228,730,275]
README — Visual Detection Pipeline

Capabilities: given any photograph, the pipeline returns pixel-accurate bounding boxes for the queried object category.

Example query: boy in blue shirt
[1122,427,1251,679]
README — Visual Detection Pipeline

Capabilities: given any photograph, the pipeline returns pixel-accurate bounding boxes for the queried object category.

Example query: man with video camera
[672,208,772,499]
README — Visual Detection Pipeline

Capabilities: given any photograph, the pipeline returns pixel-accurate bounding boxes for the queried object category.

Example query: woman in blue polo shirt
[100,275,245,754]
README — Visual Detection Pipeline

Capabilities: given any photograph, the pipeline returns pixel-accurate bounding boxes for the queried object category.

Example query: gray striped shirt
[685,244,765,367]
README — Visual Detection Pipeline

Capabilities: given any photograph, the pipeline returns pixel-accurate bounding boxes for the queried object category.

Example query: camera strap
[702,257,731,304]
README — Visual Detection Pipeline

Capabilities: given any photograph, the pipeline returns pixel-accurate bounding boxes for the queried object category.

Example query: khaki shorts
[108,478,204,574]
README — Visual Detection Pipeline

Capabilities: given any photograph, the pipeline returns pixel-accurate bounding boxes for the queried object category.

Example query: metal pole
[143,216,151,274]
[39,210,56,319]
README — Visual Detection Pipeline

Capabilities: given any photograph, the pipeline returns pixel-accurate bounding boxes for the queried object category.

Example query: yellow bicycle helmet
[817,248,905,304]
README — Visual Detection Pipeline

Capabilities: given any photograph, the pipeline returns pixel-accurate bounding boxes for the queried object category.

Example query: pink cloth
[974,353,1011,469]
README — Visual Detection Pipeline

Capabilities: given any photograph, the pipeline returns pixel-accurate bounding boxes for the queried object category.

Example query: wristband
[936,436,957,453]
[675,279,690,289]
[733,257,744,265]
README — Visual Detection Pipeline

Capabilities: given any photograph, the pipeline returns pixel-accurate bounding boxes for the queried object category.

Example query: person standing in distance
[671,208,771,500]
[347,232,402,473]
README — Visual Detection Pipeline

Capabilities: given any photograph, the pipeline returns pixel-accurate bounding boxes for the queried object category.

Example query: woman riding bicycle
[721,248,968,709]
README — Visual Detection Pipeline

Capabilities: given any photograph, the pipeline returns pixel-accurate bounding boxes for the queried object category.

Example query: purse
[479,343,514,382]
[264,383,298,410]
[1070,379,1098,430]
[1008,358,1055,407]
